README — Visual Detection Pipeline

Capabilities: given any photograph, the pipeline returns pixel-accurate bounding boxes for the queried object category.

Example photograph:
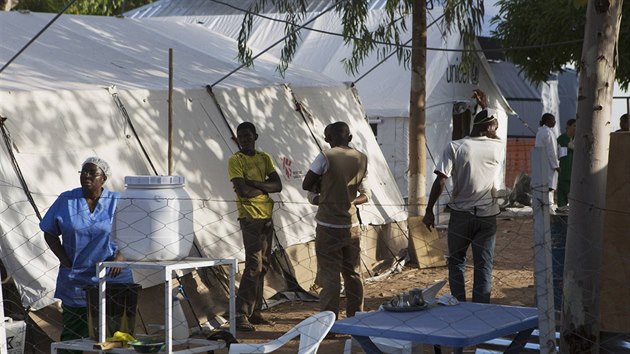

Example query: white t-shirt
[435,136,504,217]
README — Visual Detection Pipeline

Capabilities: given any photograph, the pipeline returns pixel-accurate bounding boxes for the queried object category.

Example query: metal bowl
[128,339,165,353]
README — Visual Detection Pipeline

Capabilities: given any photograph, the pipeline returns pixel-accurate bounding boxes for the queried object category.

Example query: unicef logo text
[446,60,480,85]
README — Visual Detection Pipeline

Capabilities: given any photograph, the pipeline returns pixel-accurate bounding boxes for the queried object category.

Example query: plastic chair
[228,311,335,354]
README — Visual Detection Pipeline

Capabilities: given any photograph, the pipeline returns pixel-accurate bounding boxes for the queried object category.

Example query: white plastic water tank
[114,175,194,261]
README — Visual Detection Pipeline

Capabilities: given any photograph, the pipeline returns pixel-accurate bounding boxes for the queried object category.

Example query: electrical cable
[0,0,78,75]
[208,1,341,87]
[205,0,592,55]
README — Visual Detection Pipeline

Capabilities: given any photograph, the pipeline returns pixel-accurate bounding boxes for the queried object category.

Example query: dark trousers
[235,218,274,317]
[315,225,364,318]
[59,304,88,354]
[447,210,497,303]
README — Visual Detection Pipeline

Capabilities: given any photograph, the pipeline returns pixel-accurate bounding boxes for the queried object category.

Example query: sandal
[235,316,256,332]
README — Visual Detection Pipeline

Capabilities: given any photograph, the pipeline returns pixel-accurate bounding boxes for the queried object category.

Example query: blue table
[330,302,538,354]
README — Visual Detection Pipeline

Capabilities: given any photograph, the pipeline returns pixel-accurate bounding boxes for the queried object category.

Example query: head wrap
[473,109,497,125]
[82,156,112,177]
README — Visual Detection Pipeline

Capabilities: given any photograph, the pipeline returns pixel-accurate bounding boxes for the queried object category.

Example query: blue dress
[40,187,134,307]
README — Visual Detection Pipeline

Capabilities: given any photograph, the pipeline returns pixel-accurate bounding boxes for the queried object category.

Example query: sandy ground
[211,215,536,353]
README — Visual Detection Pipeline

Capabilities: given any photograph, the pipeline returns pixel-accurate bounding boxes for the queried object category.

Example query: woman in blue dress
[40,157,133,347]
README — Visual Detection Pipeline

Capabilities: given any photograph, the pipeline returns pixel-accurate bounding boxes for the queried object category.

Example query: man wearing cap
[41,157,133,350]
[423,89,505,304]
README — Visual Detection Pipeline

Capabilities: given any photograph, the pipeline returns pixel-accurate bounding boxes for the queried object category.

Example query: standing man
[302,121,370,318]
[423,89,504,304]
[228,122,282,331]
[535,113,560,209]
[556,118,577,209]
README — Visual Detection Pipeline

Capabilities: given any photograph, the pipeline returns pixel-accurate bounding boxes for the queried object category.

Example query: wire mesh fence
[1,189,629,353]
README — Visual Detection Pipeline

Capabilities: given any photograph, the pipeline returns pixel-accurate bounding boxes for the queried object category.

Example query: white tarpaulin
[127,1,514,197]
[0,11,405,310]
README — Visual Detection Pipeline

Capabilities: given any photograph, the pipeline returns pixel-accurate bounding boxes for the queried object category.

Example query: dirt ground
[214,215,536,353]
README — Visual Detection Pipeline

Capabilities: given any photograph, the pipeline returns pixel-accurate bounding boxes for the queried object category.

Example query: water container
[3,317,25,354]
[114,175,194,261]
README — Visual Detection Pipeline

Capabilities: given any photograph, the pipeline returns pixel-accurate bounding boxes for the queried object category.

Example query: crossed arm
[232,171,283,198]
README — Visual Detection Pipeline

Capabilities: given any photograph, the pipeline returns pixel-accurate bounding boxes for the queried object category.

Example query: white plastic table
[330,302,538,354]
[51,257,237,353]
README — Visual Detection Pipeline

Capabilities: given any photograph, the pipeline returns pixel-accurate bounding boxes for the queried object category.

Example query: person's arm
[232,178,264,198]
[246,171,283,194]
[44,232,72,268]
[422,173,447,231]
[302,170,322,192]
[353,193,368,206]
[106,250,125,278]
[472,89,488,110]
[303,153,327,192]
[353,172,371,206]
[233,171,283,198]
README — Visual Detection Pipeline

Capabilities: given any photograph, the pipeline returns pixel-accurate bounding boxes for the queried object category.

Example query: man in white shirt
[535,113,560,208]
[423,89,505,303]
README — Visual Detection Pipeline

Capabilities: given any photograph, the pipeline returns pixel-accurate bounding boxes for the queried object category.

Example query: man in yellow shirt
[228,122,282,331]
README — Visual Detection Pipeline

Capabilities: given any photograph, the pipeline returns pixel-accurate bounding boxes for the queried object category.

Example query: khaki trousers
[315,225,364,318]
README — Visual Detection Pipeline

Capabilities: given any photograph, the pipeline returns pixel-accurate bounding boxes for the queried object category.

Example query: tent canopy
[0,11,405,310]
[126,0,514,196]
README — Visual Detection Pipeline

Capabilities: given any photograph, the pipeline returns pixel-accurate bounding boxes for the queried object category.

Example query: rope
[205,85,239,149]
[0,116,42,221]
[109,91,159,175]
[289,87,322,152]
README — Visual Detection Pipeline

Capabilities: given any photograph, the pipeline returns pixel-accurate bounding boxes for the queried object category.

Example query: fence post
[530,147,558,353]
[0,279,6,354]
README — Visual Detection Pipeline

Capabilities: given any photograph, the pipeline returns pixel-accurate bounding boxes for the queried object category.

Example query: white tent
[0,11,406,314]
[127,0,514,198]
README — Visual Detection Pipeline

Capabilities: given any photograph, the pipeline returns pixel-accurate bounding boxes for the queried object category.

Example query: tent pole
[168,48,174,175]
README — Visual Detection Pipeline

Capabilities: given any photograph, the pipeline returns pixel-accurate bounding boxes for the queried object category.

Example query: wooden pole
[531,147,558,354]
[168,48,174,176]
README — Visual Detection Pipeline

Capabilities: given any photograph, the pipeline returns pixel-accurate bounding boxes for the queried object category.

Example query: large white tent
[127,0,514,198]
[0,11,406,317]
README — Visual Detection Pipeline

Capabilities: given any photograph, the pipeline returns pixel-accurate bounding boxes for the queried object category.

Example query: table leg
[352,335,384,354]
[504,328,535,354]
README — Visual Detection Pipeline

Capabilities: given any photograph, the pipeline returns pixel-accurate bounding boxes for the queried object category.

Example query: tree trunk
[407,0,427,217]
[560,1,624,353]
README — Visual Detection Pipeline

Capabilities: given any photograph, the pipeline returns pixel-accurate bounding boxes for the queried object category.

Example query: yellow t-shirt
[228,150,276,219]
